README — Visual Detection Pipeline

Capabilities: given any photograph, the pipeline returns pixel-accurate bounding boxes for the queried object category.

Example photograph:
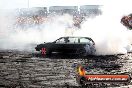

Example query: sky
[0,0,103,9]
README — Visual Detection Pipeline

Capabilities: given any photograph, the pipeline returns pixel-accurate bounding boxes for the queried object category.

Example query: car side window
[55,38,65,43]
[68,38,78,43]
[80,38,93,44]
[55,37,79,43]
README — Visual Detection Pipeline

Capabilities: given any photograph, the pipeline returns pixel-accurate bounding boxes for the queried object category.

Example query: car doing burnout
[35,37,96,56]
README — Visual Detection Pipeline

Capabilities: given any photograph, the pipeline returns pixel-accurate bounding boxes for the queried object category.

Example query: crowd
[15,9,101,29]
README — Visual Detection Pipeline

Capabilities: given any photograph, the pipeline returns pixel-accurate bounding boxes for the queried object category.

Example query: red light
[41,48,46,55]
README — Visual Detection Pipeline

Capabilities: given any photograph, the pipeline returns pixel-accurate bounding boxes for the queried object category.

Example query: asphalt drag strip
[0,50,132,88]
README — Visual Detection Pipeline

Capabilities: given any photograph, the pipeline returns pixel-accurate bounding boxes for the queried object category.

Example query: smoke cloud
[74,0,132,55]
[0,12,74,51]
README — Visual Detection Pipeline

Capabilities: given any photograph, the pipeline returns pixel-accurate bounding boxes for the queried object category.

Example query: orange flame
[78,65,86,76]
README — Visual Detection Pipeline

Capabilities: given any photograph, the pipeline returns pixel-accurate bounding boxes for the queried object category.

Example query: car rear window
[80,38,94,44]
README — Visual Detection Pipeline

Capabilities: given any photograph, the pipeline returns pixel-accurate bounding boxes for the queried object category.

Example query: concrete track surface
[0,50,132,88]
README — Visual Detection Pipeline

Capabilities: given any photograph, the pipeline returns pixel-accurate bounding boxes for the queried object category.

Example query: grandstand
[15,5,102,28]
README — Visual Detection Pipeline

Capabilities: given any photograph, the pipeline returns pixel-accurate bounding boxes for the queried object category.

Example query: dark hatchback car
[35,37,96,56]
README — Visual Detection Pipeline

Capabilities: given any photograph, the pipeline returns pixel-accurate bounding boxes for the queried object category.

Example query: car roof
[60,36,91,39]
[60,36,95,43]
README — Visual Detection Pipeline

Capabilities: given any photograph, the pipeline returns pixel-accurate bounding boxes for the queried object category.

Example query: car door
[63,37,79,53]
[51,37,65,52]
